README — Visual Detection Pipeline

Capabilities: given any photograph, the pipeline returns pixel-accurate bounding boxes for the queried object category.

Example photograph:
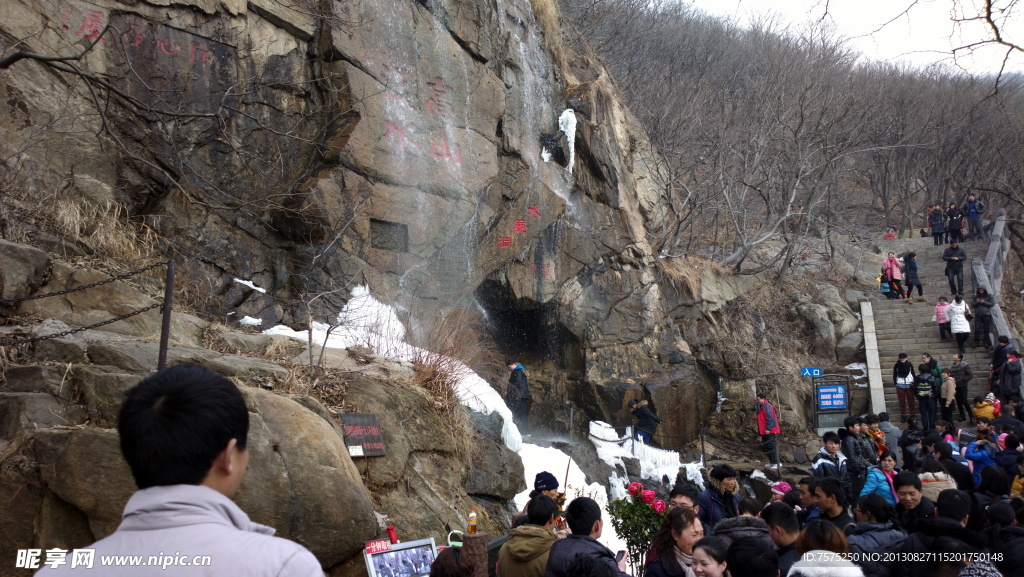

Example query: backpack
[880,282,890,294]
[916,374,935,398]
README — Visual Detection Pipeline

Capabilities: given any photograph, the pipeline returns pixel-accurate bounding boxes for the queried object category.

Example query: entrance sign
[802,367,823,377]
[811,374,851,431]
[817,385,847,410]
[341,413,386,457]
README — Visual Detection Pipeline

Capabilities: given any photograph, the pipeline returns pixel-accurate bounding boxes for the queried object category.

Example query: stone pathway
[872,235,992,422]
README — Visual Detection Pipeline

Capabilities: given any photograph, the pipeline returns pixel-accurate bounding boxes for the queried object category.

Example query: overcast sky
[686,0,1024,75]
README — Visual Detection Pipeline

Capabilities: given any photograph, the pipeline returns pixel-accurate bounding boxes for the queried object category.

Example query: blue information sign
[817,385,847,410]
[802,367,822,377]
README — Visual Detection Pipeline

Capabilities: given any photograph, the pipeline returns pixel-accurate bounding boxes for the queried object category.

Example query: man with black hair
[934,441,975,491]
[544,497,629,577]
[1008,395,1024,420]
[38,365,322,577]
[668,484,701,516]
[498,495,559,577]
[762,503,799,576]
[919,432,942,463]
[812,431,851,505]
[724,537,779,577]
[838,416,868,506]
[995,434,1023,481]
[942,239,967,296]
[892,489,986,577]
[893,471,935,533]
[796,477,820,526]
[814,477,853,530]
[712,497,772,548]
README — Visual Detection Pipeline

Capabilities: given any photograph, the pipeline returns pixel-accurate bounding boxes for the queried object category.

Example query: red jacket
[757,400,781,435]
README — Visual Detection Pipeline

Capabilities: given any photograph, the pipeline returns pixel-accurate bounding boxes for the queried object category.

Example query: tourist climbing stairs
[873,235,992,421]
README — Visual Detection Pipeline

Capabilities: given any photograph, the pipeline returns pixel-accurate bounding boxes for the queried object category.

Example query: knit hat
[985,392,996,403]
[771,481,792,496]
[534,471,559,491]
[710,464,736,481]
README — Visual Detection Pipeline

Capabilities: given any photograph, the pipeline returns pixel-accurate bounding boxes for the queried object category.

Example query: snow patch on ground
[541,148,551,162]
[264,285,521,451]
[233,278,267,293]
[239,316,263,327]
[516,443,624,554]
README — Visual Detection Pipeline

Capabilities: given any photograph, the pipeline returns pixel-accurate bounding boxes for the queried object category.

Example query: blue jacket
[965,442,999,485]
[860,466,898,505]
[697,479,741,532]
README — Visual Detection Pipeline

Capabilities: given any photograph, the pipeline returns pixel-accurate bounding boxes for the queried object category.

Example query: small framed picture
[364,538,437,577]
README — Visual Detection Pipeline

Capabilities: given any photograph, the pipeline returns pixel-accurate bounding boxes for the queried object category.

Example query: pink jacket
[934,302,949,323]
[883,257,903,281]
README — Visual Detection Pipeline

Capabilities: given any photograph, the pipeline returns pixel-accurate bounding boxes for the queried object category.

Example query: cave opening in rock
[474,279,583,373]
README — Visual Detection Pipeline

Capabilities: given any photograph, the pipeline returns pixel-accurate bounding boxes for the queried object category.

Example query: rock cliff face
[0,241,523,576]
[0,0,685,402]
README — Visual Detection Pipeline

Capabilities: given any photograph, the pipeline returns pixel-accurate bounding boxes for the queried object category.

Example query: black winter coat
[839,428,868,477]
[995,448,1022,481]
[509,367,529,398]
[993,526,1024,577]
[904,259,921,285]
[544,535,629,577]
[938,456,976,491]
[632,402,661,434]
[942,245,968,271]
[898,428,924,470]
[893,497,935,533]
[847,522,906,577]
[892,517,987,577]
[973,291,995,316]
[709,516,772,548]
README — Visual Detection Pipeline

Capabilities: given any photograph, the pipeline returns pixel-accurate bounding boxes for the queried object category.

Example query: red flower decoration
[641,490,656,504]
[627,482,644,496]
[652,500,667,513]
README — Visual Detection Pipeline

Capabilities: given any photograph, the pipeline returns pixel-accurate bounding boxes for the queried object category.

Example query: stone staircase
[873,236,992,420]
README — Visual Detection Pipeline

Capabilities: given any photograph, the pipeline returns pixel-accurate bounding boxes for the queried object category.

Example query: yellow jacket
[1013,474,1024,497]
[973,401,997,419]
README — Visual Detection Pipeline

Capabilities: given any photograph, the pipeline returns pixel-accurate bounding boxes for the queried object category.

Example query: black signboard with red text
[341,413,386,457]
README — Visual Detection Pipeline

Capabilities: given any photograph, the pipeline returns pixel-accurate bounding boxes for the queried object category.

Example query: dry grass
[530,0,567,72]
[0,432,38,485]
[407,308,503,456]
[53,198,157,266]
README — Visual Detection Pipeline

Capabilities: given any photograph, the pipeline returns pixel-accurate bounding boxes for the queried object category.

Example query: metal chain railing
[0,303,163,346]
[0,261,169,306]
[0,260,175,370]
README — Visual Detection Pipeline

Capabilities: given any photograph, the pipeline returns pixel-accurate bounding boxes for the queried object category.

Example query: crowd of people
[494,451,1024,577]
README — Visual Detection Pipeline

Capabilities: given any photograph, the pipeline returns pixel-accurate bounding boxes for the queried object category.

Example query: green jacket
[497,524,556,577]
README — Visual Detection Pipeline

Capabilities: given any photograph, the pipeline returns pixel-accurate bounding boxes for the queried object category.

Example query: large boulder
[795,303,837,361]
[344,374,514,541]
[237,388,377,567]
[0,239,49,304]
